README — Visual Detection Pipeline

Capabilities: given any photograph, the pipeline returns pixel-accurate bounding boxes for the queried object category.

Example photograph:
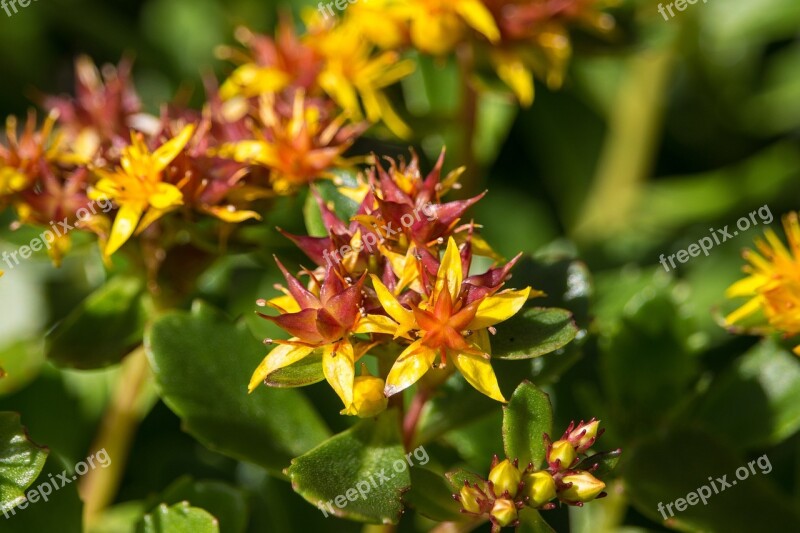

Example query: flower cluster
[310,0,617,107]
[1,3,614,273]
[725,212,800,355]
[455,419,614,530]
[249,150,539,415]
[0,56,369,270]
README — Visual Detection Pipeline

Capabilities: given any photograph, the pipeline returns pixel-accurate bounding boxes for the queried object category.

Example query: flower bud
[548,439,576,469]
[490,498,518,527]
[488,459,521,497]
[568,419,601,453]
[340,367,388,418]
[560,471,606,503]
[522,470,556,508]
[458,485,485,514]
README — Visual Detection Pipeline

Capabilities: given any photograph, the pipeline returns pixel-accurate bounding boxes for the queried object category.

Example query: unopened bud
[490,498,517,527]
[560,471,606,503]
[568,419,601,453]
[522,470,556,508]
[548,439,576,469]
[488,459,521,497]
[458,485,485,514]
[340,366,388,418]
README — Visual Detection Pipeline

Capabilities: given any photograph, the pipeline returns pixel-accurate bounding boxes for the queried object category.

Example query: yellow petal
[248,342,315,393]
[370,274,415,337]
[384,340,434,397]
[216,140,279,167]
[203,206,262,223]
[456,0,501,43]
[220,64,291,100]
[152,124,195,172]
[724,297,763,326]
[725,275,766,298]
[452,351,505,402]
[470,287,532,330]
[323,340,356,408]
[267,293,302,314]
[105,204,143,257]
[494,55,534,107]
[354,314,404,336]
[149,182,184,209]
[434,237,463,302]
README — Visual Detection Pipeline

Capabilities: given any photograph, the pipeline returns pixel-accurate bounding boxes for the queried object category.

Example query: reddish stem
[403,389,430,450]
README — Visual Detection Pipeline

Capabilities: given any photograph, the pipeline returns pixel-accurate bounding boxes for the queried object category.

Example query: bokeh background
[2,0,800,531]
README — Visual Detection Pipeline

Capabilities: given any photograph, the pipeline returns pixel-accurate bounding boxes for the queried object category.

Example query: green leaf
[0,413,48,512]
[575,450,622,479]
[444,468,485,492]
[517,509,556,533]
[145,301,330,475]
[136,502,219,533]
[599,284,697,440]
[0,340,45,397]
[91,501,147,533]
[692,338,800,450]
[512,254,593,329]
[286,409,410,524]
[502,381,553,468]
[157,477,248,533]
[492,308,578,360]
[624,427,800,531]
[303,175,360,237]
[1,455,83,532]
[46,276,151,369]
[264,352,325,388]
[403,467,465,522]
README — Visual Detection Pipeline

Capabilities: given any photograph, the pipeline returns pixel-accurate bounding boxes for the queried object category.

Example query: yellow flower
[90,125,194,257]
[214,92,364,194]
[306,18,415,138]
[725,212,800,355]
[402,0,500,55]
[249,265,381,409]
[373,237,531,401]
[341,0,408,50]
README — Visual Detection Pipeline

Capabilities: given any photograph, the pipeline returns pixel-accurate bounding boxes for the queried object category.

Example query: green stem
[79,345,153,527]
[571,40,676,242]
[456,42,481,198]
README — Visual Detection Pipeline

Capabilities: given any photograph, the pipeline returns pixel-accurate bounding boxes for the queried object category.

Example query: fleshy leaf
[264,352,326,388]
[145,301,330,475]
[403,467,466,522]
[502,381,553,469]
[136,502,219,533]
[0,413,49,512]
[575,449,622,479]
[285,409,410,524]
[491,307,578,360]
[46,276,151,369]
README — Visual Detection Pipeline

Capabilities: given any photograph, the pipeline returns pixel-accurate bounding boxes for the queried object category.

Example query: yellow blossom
[372,237,531,401]
[306,18,415,138]
[725,212,800,355]
[90,125,194,257]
